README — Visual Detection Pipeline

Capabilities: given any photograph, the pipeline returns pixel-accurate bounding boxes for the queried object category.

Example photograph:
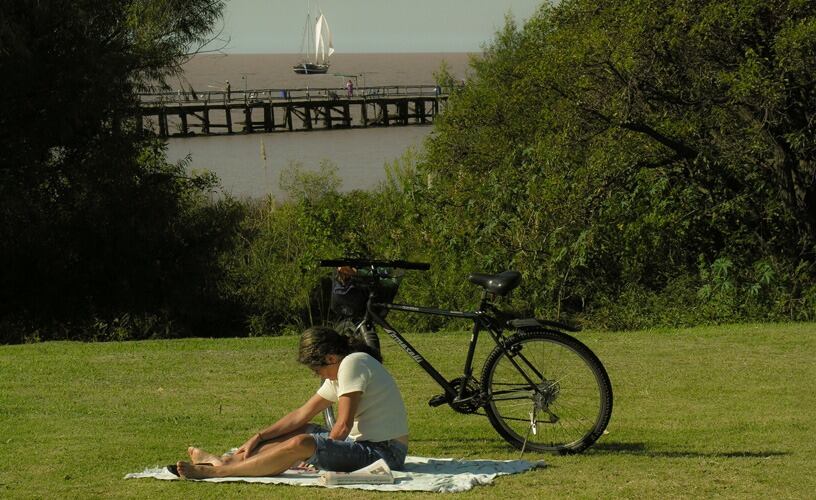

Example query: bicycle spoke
[483,330,611,453]
[494,401,537,410]
[491,396,534,403]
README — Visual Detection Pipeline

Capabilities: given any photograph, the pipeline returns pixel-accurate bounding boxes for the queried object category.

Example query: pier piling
[138,85,450,138]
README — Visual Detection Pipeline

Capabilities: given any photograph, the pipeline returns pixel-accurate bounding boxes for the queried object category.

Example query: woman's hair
[298,326,383,367]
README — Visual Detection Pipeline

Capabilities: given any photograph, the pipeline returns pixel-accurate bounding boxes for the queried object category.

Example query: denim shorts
[306,428,408,472]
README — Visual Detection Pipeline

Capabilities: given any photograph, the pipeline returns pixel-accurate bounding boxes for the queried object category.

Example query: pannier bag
[330,267,402,319]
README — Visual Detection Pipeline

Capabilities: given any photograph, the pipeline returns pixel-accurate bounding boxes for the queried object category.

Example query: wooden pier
[138,85,450,138]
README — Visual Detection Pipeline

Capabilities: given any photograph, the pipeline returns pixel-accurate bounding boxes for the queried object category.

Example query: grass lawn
[1,323,814,498]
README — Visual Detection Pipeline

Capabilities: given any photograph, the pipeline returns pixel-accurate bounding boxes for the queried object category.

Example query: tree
[418,0,816,325]
[528,0,816,250]
[0,1,235,341]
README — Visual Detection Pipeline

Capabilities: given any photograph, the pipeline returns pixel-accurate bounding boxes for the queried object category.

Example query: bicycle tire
[481,329,612,454]
[322,319,380,428]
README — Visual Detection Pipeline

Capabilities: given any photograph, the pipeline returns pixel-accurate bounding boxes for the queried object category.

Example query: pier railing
[138,84,452,106]
[137,85,453,137]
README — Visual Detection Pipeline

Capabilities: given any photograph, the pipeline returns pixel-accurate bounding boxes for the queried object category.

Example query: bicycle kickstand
[519,409,538,459]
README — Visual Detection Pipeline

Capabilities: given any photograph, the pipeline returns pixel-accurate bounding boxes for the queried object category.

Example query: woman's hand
[336,266,357,284]
[238,433,263,459]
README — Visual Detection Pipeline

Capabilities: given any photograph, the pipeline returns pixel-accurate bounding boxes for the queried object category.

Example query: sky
[207,0,545,54]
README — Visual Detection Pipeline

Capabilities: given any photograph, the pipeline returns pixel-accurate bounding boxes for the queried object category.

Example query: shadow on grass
[589,442,790,458]
[410,438,516,453]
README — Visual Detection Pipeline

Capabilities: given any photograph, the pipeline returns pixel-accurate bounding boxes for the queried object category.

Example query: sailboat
[293,4,333,75]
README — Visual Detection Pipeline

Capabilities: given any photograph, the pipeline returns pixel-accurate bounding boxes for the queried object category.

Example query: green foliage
[433,60,461,96]
[221,0,816,331]
[0,0,238,343]
[404,0,816,329]
[0,137,246,343]
[129,0,816,334]
[5,0,816,339]
[224,155,444,335]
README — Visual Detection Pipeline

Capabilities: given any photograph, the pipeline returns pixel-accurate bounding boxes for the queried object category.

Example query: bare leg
[177,434,316,479]
[225,424,320,464]
[187,447,224,466]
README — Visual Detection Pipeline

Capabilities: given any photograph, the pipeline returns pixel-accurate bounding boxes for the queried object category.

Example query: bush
[0,140,247,343]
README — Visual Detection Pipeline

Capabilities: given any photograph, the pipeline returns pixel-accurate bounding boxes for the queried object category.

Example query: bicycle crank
[427,377,483,414]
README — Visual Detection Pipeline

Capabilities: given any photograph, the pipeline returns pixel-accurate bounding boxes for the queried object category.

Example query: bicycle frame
[325,259,568,407]
[321,259,612,454]
[363,294,509,404]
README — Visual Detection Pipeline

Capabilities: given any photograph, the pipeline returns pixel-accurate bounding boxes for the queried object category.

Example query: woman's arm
[240,394,333,458]
[329,391,362,441]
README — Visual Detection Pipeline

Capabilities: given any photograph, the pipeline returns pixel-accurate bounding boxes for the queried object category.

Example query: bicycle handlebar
[319,258,431,271]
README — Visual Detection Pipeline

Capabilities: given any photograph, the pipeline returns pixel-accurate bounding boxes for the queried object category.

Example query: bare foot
[176,461,218,480]
[187,446,224,466]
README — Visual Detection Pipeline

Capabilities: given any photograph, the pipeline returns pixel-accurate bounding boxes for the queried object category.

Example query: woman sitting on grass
[175,326,409,479]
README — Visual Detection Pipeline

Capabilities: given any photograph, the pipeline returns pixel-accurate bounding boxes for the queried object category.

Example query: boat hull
[293,63,329,75]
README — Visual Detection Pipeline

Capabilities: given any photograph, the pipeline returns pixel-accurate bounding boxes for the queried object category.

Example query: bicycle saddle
[467,271,521,296]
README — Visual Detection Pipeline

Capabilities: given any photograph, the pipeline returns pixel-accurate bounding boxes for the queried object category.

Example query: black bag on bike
[330,268,401,319]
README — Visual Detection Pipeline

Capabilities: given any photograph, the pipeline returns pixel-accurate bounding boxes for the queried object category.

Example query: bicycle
[318,258,613,454]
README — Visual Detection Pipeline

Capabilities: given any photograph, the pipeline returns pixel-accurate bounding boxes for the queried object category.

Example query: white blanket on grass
[125,456,545,492]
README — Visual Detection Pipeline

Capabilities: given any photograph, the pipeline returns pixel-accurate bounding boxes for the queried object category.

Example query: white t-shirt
[317,352,409,442]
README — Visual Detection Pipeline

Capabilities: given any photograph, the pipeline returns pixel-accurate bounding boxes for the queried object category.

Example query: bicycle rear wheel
[482,329,612,454]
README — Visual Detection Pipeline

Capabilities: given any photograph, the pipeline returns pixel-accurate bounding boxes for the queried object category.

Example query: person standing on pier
[224,80,231,103]
[346,79,354,98]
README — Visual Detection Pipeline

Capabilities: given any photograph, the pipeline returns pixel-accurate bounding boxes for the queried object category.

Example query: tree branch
[619,120,699,160]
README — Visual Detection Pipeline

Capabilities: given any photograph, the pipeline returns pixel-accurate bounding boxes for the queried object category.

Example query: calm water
[168,127,433,199]
[166,53,470,198]
[177,52,471,90]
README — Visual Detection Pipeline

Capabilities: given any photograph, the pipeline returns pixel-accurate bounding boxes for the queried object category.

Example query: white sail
[323,15,334,57]
[313,13,334,64]
[314,14,324,62]
[294,2,332,73]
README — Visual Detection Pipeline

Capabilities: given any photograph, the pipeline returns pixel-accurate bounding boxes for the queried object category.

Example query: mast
[293,0,331,71]
[300,0,317,63]
[300,11,311,61]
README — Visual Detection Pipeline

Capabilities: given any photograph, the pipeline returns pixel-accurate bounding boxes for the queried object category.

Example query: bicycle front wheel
[481,329,612,454]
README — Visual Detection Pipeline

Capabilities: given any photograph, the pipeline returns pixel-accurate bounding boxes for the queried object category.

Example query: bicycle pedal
[428,394,448,407]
